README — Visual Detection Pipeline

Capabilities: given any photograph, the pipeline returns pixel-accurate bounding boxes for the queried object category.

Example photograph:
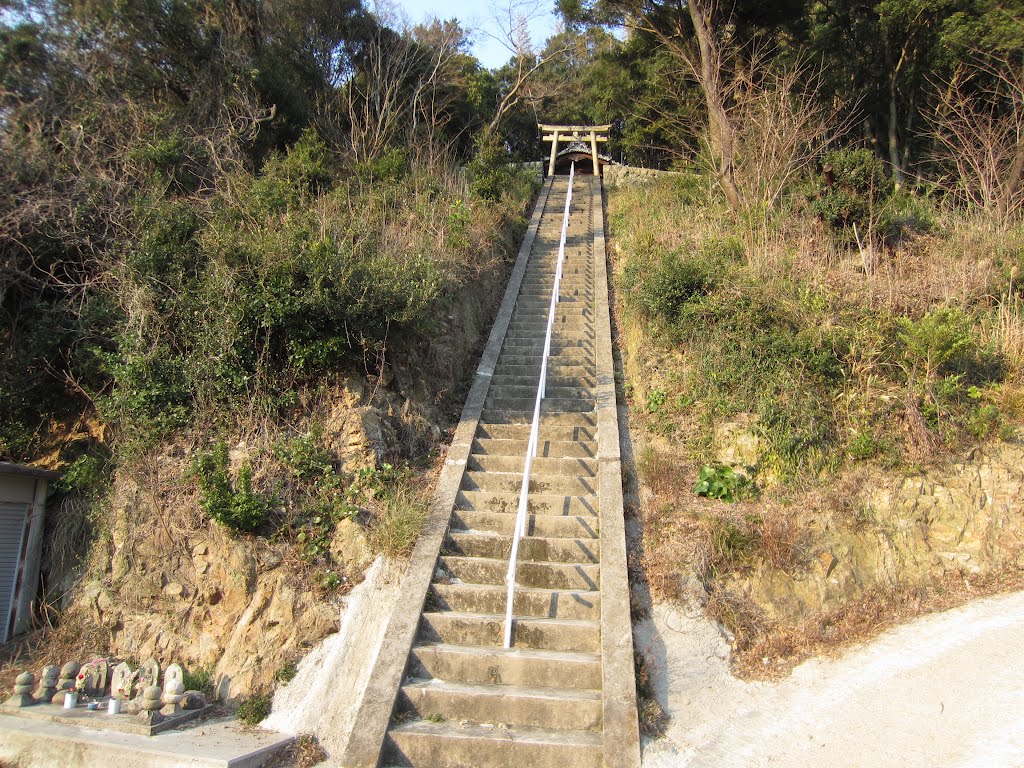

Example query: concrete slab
[0,712,293,768]
[1,701,210,736]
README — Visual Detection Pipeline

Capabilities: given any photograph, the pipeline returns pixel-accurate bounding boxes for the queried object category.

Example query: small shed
[0,462,57,642]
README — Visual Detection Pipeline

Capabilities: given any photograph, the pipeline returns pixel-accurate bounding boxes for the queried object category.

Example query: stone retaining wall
[603,165,682,187]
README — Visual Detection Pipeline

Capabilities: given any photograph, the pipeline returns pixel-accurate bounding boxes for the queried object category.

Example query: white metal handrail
[503,163,575,648]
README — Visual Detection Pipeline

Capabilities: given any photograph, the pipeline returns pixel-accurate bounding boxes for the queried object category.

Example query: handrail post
[503,163,576,649]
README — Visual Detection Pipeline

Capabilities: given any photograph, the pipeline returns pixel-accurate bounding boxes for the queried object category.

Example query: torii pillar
[539,124,611,176]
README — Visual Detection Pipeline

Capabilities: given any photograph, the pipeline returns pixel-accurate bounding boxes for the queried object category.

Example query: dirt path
[636,590,1024,767]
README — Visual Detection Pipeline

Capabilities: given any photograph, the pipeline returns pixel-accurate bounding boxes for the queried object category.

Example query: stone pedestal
[4,672,35,707]
[138,685,163,726]
[51,662,79,705]
[160,680,184,717]
[32,665,58,703]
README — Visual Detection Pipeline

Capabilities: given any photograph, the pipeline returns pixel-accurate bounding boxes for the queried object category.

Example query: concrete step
[517,290,592,301]
[514,297,591,310]
[493,355,594,372]
[520,271,592,282]
[418,612,600,652]
[489,374,596,389]
[520,269,593,278]
[505,324,594,337]
[524,260,592,271]
[509,313,595,325]
[506,317,590,330]
[504,327,595,340]
[517,274,592,284]
[507,313,595,328]
[490,362,595,380]
[483,396,594,414]
[519,285,592,293]
[502,333,594,346]
[450,510,599,539]
[477,384,593,401]
[518,281,595,293]
[524,263,592,273]
[518,280,592,291]
[499,337,593,351]
[460,470,597,496]
[443,531,600,563]
[478,410,596,427]
[454,490,598,516]
[409,642,601,688]
[489,367,595,386]
[496,348,594,363]
[437,555,601,591]
[467,454,597,478]
[429,583,600,620]
[396,679,602,732]
[473,437,595,459]
[382,720,602,768]
[474,423,596,443]
[501,338,595,351]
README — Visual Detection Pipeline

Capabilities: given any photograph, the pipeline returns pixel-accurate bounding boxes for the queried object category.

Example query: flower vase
[63,692,78,709]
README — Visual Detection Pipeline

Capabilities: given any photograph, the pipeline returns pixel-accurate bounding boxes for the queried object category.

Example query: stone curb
[339,179,555,768]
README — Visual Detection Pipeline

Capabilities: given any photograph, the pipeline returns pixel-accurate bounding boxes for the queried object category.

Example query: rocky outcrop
[77,506,339,702]
[730,442,1024,623]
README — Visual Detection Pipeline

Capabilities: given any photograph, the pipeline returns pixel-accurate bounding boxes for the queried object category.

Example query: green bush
[813,148,894,235]
[276,661,298,684]
[192,442,270,533]
[624,251,715,325]
[896,308,976,381]
[877,188,938,241]
[99,130,531,444]
[236,693,271,725]
[694,463,755,502]
[181,666,215,697]
[466,135,536,203]
[57,450,112,499]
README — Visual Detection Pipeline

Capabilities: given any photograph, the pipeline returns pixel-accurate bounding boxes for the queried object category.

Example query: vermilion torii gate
[540,123,611,176]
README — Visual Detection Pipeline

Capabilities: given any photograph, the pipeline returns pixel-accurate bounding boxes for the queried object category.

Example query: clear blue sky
[385,0,561,70]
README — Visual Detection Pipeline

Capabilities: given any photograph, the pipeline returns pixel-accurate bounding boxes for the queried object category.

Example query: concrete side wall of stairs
[341,176,640,768]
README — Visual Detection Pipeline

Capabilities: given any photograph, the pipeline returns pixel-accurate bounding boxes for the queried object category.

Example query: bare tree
[332,27,461,165]
[480,0,571,137]
[731,57,847,211]
[928,56,1024,226]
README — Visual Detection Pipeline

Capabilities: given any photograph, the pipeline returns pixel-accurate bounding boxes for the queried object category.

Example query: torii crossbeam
[539,124,611,176]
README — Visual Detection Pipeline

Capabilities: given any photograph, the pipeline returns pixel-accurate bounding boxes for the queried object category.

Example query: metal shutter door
[0,502,28,641]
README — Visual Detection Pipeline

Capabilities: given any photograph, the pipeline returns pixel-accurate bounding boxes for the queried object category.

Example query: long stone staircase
[343,174,639,768]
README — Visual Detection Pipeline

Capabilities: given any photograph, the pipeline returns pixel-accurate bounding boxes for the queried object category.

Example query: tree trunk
[885,45,905,187]
[687,0,743,210]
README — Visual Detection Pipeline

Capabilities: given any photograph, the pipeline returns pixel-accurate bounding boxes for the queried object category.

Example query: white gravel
[636,590,1024,767]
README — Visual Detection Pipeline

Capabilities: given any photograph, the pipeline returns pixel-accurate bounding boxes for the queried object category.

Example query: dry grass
[635,444,690,500]
[633,650,669,737]
[728,565,1024,680]
[367,488,428,557]
[0,614,108,699]
[984,289,1024,374]
[263,734,328,768]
